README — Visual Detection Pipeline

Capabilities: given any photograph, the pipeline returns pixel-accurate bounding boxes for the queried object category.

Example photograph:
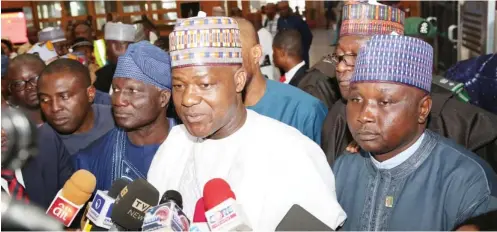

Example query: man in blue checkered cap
[332,35,497,231]
[72,41,176,191]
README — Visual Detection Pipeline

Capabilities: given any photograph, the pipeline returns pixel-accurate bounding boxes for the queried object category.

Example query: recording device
[189,197,210,232]
[46,170,96,227]
[275,204,333,231]
[142,190,190,231]
[110,178,159,231]
[1,192,64,230]
[83,179,129,231]
[1,107,37,170]
[203,178,252,231]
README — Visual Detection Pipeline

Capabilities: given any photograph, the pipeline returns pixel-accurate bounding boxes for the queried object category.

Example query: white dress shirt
[1,169,26,195]
[370,133,426,169]
[283,61,306,84]
[264,15,279,38]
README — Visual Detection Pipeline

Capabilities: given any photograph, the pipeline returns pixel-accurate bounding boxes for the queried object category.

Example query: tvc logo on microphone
[48,198,79,226]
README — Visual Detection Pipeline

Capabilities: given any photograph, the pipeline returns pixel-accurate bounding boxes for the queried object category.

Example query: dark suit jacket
[23,126,74,210]
[93,64,116,93]
[288,65,308,87]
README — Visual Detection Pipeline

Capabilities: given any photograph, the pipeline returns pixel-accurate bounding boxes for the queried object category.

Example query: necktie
[279,74,286,83]
[1,169,29,203]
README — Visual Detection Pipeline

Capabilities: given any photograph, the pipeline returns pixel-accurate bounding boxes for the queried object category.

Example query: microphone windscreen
[62,170,96,205]
[203,178,235,210]
[108,178,130,199]
[111,178,159,230]
[193,198,207,223]
[161,190,183,209]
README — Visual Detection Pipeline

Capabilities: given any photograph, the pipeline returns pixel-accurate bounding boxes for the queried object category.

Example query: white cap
[38,27,66,43]
[104,22,136,42]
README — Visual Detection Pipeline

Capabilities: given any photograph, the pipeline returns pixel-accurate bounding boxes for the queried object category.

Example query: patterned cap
[340,3,405,37]
[114,41,172,90]
[105,22,136,42]
[169,17,242,68]
[38,27,66,43]
[351,35,433,92]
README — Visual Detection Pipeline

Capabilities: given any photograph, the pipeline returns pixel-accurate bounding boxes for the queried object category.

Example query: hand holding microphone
[203,178,252,231]
[46,170,96,227]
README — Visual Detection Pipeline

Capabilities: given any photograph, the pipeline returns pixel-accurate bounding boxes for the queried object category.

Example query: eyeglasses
[331,53,357,67]
[8,76,39,92]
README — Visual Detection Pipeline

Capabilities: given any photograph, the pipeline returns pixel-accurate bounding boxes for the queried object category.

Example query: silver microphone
[1,107,37,170]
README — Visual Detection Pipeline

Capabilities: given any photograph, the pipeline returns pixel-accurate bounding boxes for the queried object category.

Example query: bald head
[234,17,262,78]
[8,54,45,77]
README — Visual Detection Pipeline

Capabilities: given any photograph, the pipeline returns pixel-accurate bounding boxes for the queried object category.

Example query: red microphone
[202,178,251,231]
[189,198,210,231]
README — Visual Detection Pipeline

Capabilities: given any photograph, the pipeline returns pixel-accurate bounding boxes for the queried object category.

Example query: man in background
[72,22,93,42]
[264,3,278,37]
[17,27,39,55]
[277,1,313,69]
[93,22,136,93]
[273,29,339,109]
[245,13,280,81]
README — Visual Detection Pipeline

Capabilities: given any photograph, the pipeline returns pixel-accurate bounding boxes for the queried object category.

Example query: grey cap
[38,27,66,43]
[104,22,136,42]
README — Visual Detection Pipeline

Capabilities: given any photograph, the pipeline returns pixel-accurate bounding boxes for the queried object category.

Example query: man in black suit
[2,54,74,210]
[277,1,313,69]
[273,30,338,108]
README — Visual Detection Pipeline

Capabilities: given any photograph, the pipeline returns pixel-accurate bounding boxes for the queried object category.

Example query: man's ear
[418,94,432,124]
[159,89,172,108]
[86,85,96,103]
[234,67,247,93]
[251,44,263,64]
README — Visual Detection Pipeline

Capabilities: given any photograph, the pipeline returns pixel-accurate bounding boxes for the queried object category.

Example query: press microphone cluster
[46,170,97,227]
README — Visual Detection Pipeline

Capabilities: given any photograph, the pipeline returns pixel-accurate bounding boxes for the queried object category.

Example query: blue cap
[1,55,8,78]
[351,35,433,92]
[114,41,172,90]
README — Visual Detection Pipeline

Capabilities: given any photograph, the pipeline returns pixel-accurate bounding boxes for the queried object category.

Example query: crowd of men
[1,0,497,231]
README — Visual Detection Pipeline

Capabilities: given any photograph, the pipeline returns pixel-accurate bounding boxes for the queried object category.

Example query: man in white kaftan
[147,16,346,231]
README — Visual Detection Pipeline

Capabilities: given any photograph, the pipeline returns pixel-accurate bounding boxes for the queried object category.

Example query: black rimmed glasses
[8,76,39,92]
[330,53,357,67]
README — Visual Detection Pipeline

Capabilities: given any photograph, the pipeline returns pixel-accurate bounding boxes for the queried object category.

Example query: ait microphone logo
[49,198,78,226]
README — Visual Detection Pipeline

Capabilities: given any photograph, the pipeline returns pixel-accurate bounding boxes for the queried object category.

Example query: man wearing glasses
[321,2,405,164]
[5,54,46,126]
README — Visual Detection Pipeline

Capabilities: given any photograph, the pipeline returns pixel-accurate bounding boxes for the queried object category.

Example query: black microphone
[275,204,334,231]
[1,107,37,170]
[110,178,159,231]
[1,192,64,230]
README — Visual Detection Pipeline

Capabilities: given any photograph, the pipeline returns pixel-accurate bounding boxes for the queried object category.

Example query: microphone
[83,179,129,231]
[189,198,210,232]
[203,178,252,231]
[1,107,37,170]
[46,170,96,227]
[142,190,190,231]
[1,192,64,230]
[110,178,159,231]
[275,204,333,231]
